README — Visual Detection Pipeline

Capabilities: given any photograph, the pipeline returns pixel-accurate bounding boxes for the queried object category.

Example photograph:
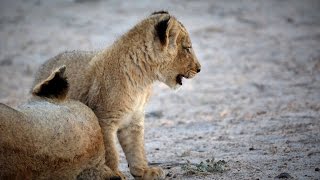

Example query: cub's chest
[119,92,150,128]
[133,92,149,112]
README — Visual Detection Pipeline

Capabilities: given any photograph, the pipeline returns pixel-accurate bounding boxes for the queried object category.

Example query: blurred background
[1,0,319,179]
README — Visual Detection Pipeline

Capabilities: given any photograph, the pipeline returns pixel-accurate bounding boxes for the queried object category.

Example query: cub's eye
[183,46,192,53]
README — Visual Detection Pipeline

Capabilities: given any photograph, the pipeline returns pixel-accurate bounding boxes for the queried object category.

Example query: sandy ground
[1,0,320,179]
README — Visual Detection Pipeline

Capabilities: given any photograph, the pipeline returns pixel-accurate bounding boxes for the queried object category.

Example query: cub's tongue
[176,74,184,85]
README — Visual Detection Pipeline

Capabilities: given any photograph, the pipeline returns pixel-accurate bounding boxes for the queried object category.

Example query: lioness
[0,66,112,179]
[33,11,201,180]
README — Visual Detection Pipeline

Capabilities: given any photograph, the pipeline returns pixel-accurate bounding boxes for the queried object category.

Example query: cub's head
[151,11,201,89]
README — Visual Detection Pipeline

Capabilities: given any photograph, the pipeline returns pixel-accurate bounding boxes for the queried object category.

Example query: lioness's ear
[156,17,180,50]
[32,65,69,100]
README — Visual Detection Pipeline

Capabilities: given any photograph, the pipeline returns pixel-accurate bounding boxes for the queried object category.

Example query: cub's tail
[32,65,69,100]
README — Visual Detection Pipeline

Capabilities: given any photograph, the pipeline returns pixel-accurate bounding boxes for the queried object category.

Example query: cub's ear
[155,17,180,50]
[32,65,69,100]
[151,10,169,16]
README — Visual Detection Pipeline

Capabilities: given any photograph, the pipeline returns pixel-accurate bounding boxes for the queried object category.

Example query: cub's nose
[197,68,201,73]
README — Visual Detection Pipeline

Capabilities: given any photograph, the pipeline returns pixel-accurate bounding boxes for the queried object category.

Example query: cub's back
[33,50,98,91]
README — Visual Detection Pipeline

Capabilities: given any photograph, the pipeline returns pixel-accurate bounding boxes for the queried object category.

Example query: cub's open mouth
[176,74,184,85]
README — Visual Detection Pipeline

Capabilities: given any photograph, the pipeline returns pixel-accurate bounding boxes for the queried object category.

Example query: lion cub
[0,66,114,179]
[33,11,201,180]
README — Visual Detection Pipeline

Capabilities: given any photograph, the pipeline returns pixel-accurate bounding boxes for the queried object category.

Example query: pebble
[275,172,292,179]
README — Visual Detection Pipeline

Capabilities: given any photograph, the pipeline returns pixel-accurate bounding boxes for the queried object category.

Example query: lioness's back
[0,100,104,179]
[1,65,106,179]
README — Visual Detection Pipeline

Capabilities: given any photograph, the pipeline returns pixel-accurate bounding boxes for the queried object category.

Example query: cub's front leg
[117,113,165,180]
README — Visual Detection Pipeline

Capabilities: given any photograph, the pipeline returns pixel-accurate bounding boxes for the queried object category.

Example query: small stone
[286,17,294,23]
[256,111,266,115]
[249,147,255,151]
[315,167,319,171]
[74,0,99,3]
[146,111,163,118]
[220,109,229,118]
[0,57,13,66]
[155,148,160,150]
[180,150,191,157]
[275,172,292,179]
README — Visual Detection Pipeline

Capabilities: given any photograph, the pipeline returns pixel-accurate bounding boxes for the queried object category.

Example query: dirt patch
[1,0,320,179]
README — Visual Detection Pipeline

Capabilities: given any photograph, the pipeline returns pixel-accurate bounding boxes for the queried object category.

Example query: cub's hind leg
[99,118,126,180]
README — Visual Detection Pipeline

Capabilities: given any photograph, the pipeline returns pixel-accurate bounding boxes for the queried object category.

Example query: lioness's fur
[33,11,201,180]
[0,66,112,179]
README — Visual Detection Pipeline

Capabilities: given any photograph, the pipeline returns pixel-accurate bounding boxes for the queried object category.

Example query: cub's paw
[113,170,126,180]
[77,166,126,180]
[109,176,123,180]
[99,166,126,180]
[131,166,165,180]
